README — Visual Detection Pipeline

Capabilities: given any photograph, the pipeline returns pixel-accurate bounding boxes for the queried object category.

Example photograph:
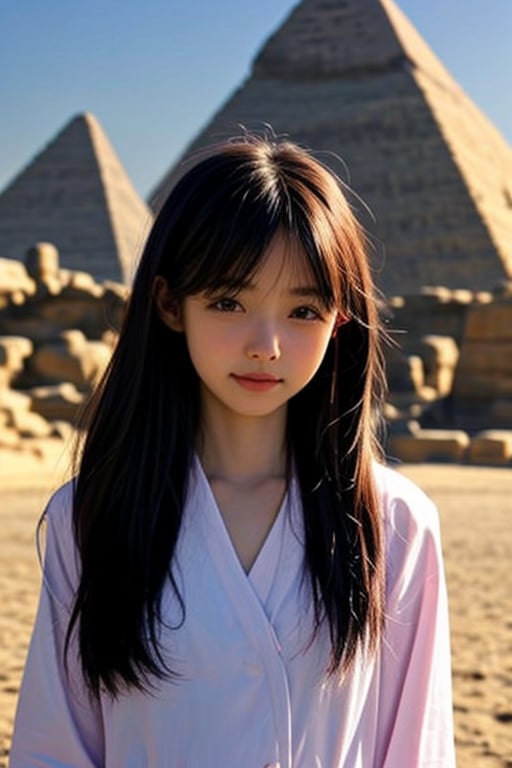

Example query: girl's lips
[230,373,283,392]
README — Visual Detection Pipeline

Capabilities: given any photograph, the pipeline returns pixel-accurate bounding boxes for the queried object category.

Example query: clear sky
[1,0,511,201]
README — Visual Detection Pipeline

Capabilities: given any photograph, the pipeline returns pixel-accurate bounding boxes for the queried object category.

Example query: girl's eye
[290,305,322,321]
[211,297,242,312]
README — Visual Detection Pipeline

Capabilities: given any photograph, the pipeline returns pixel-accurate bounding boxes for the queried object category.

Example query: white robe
[10,460,456,767]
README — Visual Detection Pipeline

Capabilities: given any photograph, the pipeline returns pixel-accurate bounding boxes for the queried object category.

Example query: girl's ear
[331,310,350,339]
[153,276,184,332]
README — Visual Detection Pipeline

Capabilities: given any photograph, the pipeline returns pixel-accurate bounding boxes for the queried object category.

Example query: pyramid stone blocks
[150,0,512,297]
[0,114,153,284]
[454,300,512,403]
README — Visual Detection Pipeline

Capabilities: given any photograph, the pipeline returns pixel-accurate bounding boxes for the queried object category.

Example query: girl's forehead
[255,233,316,287]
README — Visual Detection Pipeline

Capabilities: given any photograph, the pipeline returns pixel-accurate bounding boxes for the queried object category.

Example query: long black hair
[68,134,387,697]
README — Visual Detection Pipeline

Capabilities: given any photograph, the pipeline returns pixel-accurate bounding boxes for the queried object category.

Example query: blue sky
[1,0,511,200]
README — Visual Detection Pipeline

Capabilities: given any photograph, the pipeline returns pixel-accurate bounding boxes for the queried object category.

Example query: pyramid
[0,113,153,284]
[149,0,512,297]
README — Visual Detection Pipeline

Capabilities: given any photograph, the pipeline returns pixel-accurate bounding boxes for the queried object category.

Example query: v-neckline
[193,455,289,598]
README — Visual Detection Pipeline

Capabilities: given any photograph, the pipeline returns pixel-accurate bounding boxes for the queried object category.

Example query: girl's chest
[159,499,311,678]
[208,476,287,573]
[97,474,378,766]
[99,510,324,766]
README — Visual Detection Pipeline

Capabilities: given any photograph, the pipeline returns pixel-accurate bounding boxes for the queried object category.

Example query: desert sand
[1,463,511,767]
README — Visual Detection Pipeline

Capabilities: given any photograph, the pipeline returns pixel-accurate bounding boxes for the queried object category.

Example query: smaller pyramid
[0,113,153,284]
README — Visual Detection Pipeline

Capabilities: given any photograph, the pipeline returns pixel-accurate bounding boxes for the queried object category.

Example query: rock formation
[0,244,127,473]
[1,244,511,469]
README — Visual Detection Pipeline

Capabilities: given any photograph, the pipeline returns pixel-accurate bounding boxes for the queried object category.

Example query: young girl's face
[158,232,338,425]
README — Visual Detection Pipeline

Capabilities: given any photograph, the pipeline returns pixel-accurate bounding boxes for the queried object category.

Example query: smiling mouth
[230,373,283,392]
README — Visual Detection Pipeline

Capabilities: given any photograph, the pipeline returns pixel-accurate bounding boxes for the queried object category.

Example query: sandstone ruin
[0,245,127,481]
[1,245,511,471]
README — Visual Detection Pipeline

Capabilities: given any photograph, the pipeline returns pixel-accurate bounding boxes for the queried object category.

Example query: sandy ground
[1,463,511,767]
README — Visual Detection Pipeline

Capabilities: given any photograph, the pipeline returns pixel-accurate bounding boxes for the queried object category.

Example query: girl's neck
[197,405,287,485]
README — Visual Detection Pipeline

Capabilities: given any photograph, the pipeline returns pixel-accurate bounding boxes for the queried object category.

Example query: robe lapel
[187,457,303,767]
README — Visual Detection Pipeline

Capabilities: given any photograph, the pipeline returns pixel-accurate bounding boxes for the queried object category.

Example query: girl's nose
[245,324,281,361]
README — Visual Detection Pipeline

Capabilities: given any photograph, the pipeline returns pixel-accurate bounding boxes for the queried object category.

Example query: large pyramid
[150,0,512,297]
[0,113,153,284]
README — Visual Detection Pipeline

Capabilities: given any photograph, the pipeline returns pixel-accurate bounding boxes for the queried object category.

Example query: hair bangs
[153,138,349,312]
[186,224,277,301]
[155,152,285,299]
[264,224,336,315]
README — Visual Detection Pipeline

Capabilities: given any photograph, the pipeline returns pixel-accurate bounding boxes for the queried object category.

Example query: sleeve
[9,483,105,767]
[375,472,456,767]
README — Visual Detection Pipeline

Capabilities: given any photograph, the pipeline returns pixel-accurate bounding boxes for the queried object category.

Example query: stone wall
[1,244,511,468]
[0,244,127,463]
[384,284,512,464]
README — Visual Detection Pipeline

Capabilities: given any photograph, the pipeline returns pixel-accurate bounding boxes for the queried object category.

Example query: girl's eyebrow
[288,286,324,299]
[209,282,323,299]
[243,283,324,300]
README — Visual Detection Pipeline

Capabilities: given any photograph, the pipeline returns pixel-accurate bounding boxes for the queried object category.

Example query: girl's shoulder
[375,465,445,632]
[371,461,441,545]
[39,479,81,603]
[372,462,445,599]
[42,478,76,530]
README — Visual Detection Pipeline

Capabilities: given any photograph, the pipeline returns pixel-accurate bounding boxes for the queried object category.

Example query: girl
[10,135,455,766]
